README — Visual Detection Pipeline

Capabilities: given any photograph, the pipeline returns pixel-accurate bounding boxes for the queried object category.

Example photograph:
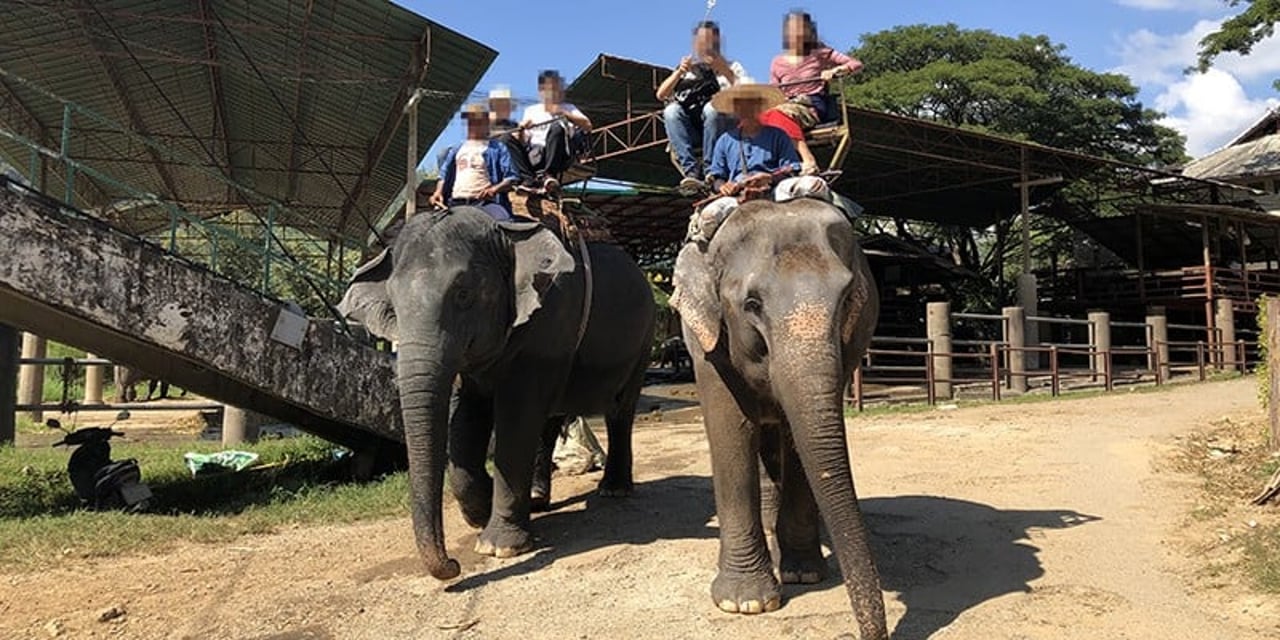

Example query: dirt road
[4,379,1278,639]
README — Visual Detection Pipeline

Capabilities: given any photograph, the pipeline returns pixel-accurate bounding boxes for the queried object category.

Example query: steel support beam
[336,26,431,236]
[72,1,183,202]
[284,0,317,202]
[198,0,236,200]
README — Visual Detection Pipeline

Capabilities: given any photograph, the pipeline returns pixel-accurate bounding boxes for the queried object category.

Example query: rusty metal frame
[335,25,431,235]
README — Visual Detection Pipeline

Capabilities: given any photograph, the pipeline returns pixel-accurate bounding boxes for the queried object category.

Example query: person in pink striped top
[759,11,863,174]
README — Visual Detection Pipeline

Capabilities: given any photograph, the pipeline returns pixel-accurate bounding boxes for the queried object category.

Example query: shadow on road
[445,474,717,593]
[860,495,1100,640]
[437,477,1098,640]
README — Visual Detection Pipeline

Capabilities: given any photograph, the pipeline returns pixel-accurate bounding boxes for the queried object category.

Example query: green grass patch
[0,436,407,568]
[1242,524,1280,592]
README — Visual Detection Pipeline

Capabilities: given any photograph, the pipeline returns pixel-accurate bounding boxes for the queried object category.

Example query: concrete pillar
[1147,311,1170,382]
[1017,273,1040,369]
[222,405,261,446]
[16,333,45,422]
[1003,306,1027,393]
[0,324,19,445]
[927,301,952,400]
[1215,298,1237,370]
[83,352,104,405]
[1088,311,1111,382]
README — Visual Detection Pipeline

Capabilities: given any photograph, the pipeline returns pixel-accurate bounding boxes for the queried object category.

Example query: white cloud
[1112,18,1280,156]
[1115,0,1224,11]
[1156,69,1280,155]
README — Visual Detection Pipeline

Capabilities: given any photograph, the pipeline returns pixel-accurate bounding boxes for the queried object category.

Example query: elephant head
[670,198,886,637]
[338,207,574,579]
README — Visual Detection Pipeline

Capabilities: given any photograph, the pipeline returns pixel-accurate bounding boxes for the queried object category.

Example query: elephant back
[509,192,616,247]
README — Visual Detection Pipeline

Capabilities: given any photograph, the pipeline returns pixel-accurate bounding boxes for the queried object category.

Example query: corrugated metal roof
[1182,134,1280,182]
[565,54,1209,229]
[0,0,495,244]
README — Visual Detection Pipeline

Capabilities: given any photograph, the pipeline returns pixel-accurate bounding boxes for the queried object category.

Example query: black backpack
[673,63,721,114]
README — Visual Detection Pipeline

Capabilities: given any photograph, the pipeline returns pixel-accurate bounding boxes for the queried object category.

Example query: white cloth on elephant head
[552,417,607,476]
[685,176,841,244]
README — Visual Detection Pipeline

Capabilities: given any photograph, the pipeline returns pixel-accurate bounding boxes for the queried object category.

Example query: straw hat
[711,82,786,113]
[460,103,488,119]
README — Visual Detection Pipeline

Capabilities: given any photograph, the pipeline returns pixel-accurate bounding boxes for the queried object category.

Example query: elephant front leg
[760,426,827,585]
[448,383,494,529]
[699,372,780,614]
[475,390,550,558]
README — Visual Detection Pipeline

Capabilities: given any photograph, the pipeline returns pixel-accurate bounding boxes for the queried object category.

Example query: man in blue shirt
[705,83,802,195]
[689,83,835,243]
[431,103,520,221]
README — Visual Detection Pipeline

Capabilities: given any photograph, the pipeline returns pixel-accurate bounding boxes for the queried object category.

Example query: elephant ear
[499,222,576,327]
[337,248,399,341]
[670,243,722,353]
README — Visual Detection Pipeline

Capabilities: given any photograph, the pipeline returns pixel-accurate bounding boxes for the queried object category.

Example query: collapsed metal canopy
[0,0,496,244]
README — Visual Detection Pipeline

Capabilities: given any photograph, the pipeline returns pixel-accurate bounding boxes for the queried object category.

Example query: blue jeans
[664,101,731,179]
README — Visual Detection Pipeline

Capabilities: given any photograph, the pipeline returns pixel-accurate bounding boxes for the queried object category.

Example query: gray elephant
[670,197,887,639]
[339,206,656,580]
[114,366,181,403]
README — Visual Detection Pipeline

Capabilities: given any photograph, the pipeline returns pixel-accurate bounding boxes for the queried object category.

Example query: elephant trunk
[396,335,461,580]
[774,340,888,640]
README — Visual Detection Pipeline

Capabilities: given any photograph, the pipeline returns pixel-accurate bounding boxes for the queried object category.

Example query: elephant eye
[453,286,476,309]
[743,296,763,315]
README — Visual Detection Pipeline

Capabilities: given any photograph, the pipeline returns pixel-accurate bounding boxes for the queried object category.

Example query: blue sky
[402,0,1280,162]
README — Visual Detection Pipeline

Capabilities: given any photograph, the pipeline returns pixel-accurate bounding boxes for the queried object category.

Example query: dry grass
[1170,415,1280,593]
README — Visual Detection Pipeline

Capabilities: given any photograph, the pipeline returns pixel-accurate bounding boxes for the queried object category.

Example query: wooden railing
[1040,265,1280,310]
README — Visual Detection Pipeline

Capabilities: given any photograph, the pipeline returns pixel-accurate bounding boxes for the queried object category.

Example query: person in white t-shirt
[512,70,592,192]
[430,104,519,221]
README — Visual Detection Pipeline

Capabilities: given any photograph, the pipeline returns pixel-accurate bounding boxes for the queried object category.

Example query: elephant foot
[596,476,633,498]
[779,550,828,585]
[449,468,492,529]
[711,569,781,615]
[474,525,535,559]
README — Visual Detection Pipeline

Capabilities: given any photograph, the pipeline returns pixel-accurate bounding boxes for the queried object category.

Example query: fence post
[989,342,1001,401]
[0,324,19,445]
[1003,306,1027,393]
[16,333,45,422]
[1088,311,1111,384]
[927,301,952,400]
[853,365,864,412]
[1268,297,1280,452]
[222,406,261,446]
[1017,273,1040,369]
[83,353,104,405]
[1147,310,1170,383]
[1215,298,1236,371]
[1050,345,1060,396]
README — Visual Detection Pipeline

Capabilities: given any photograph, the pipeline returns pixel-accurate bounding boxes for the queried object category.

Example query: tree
[840,24,1187,309]
[1196,0,1280,90]
[846,24,1187,166]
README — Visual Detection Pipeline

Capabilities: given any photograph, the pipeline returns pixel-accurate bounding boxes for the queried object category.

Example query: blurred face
[732,97,765,122]
[785,15,810,51]
[539,77,564,104]
[489,98,512,120]
[693,27,720,58]
[464,115,490,138]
